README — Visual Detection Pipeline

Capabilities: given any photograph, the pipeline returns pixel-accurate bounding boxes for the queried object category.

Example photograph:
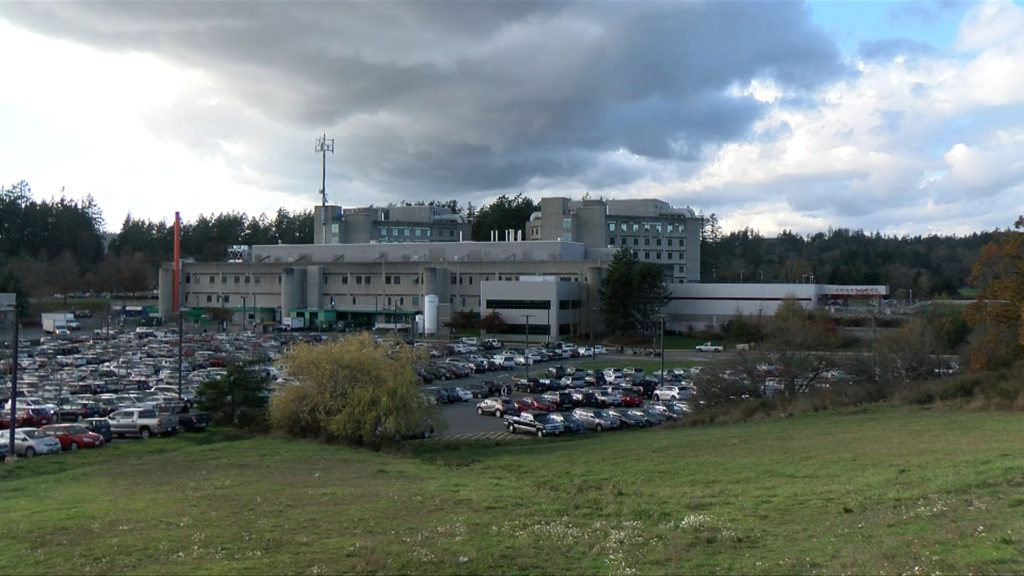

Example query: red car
[519,396,557,413]
[39,424,106,451]
[0,407,53,428]
[621,391,644,407]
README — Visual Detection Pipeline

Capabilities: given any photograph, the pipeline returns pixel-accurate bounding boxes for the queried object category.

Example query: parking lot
[3,313,716,456]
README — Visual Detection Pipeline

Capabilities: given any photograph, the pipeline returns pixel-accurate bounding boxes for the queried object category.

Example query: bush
[269,333,443,448]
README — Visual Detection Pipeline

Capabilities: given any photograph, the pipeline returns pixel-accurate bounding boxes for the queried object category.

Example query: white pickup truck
[695,342,724,353]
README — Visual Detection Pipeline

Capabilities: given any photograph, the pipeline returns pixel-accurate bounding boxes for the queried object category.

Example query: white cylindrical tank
[415,314,424,335]
[424,294,439,335]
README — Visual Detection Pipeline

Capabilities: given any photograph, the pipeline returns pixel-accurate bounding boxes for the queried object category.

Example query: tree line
[0,180,1001,314]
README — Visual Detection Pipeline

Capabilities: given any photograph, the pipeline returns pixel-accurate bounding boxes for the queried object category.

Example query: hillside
[2,405,1023,574]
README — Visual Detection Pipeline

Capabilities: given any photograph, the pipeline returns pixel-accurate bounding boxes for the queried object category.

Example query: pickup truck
[695,342,724,352]
[504,411,564,437]
[108,408,178,439]
[156,404,212,432]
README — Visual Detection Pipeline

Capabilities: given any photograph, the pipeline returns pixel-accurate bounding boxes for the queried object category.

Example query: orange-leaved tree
[965,216,1024,371]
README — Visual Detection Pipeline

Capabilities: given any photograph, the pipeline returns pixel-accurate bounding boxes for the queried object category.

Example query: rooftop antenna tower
[315,133,335,244]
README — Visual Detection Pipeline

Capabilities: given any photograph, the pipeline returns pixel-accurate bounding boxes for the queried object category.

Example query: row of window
[186,274,263,285]
[608,220,689,234]
[185,292,422,309]
[610,236,686,248]
[378,227,459,238]
[623,249,687,262]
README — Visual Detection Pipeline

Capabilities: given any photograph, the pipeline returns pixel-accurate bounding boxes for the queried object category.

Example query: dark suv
[82,418,113,443]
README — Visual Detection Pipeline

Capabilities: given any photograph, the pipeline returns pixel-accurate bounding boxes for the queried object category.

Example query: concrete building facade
[313,204,471,245]
[527,197,701,284]
[158,197,886,339]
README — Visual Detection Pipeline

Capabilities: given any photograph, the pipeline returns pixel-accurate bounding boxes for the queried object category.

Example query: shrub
[269,332,443,448]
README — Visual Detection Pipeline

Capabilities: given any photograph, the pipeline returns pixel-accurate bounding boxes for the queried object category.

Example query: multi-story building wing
[527,197,701,283]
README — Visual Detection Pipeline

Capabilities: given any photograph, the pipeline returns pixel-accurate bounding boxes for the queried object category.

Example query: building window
[679,239,685,248]
[633,238,638,246]
[621,238,627,245]
[245,275,251,283]
[364,275,372,284]
[644,238,650,246]
[620,223,627,231]
[352,297,356,305]
[412,296,420,306]
[666,224,674,233]
[667,238,673,246]
[562,217,572,229]
[356,276,363,285]
[324,275,329,285]
[209,275,215,283]
[399,297,405,306]
[221,275,227,284]
[677,265,686,274]
[561,232,572,242]
[656,252,662,260]
[234,276,240,284]
[255,276,260,284]
[609,236,615,244]
[222,295,230,303]
[451,274,457,285]
[341,275,348,285]
[644,223,650,232]
[394,276,401,285]
[644,251,650,259]
[385,275,392,285]
[608,222,615,231]
[185,274,191,284]
[632,223,639,231]
[206,295,212,303]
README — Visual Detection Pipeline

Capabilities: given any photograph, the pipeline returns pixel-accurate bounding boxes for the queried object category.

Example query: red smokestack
[173,212,181,311]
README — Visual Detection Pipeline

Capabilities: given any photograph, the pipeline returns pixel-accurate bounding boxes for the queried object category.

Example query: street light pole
[177,307,183,403]
[523,313,534,378]
[660,315,666,389]
[3,294,18,461]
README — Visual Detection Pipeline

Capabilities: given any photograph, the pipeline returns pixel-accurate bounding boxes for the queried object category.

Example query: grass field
[3,405,1024,574]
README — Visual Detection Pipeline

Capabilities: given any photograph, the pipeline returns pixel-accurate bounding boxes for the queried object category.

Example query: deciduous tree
[270,333,442,447]
[965,216,1024,371]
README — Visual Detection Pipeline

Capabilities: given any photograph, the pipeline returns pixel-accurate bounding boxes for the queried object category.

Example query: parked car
[571,407,621,432]
[0,407,53,428]
[0,427,62,457]
[504,411,563,437]
[39,423,106,451]
[607,407,647,428]
[82,417,113,443]
[548,411,587,434]
[638,407,667,426]
[476,397,517,418]
[55,401,102,422]
[653,385,693,402]
[108,408,178,439]
[519,396,557,412]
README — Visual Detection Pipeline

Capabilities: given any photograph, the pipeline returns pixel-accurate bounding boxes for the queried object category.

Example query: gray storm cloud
[1,1,845,201]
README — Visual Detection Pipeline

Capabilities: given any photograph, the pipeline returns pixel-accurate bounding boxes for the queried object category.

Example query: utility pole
[315,133,334,245]
[2,293,18,461]
[523,313,534,378]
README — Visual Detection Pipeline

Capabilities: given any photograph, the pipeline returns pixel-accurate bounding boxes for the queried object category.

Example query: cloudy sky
[1,1,1021,237]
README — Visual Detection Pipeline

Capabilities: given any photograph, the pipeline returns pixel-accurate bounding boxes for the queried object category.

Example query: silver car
[0,427,62,457]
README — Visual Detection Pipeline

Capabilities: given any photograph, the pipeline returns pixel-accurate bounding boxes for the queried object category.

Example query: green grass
[3,406,1024,574]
